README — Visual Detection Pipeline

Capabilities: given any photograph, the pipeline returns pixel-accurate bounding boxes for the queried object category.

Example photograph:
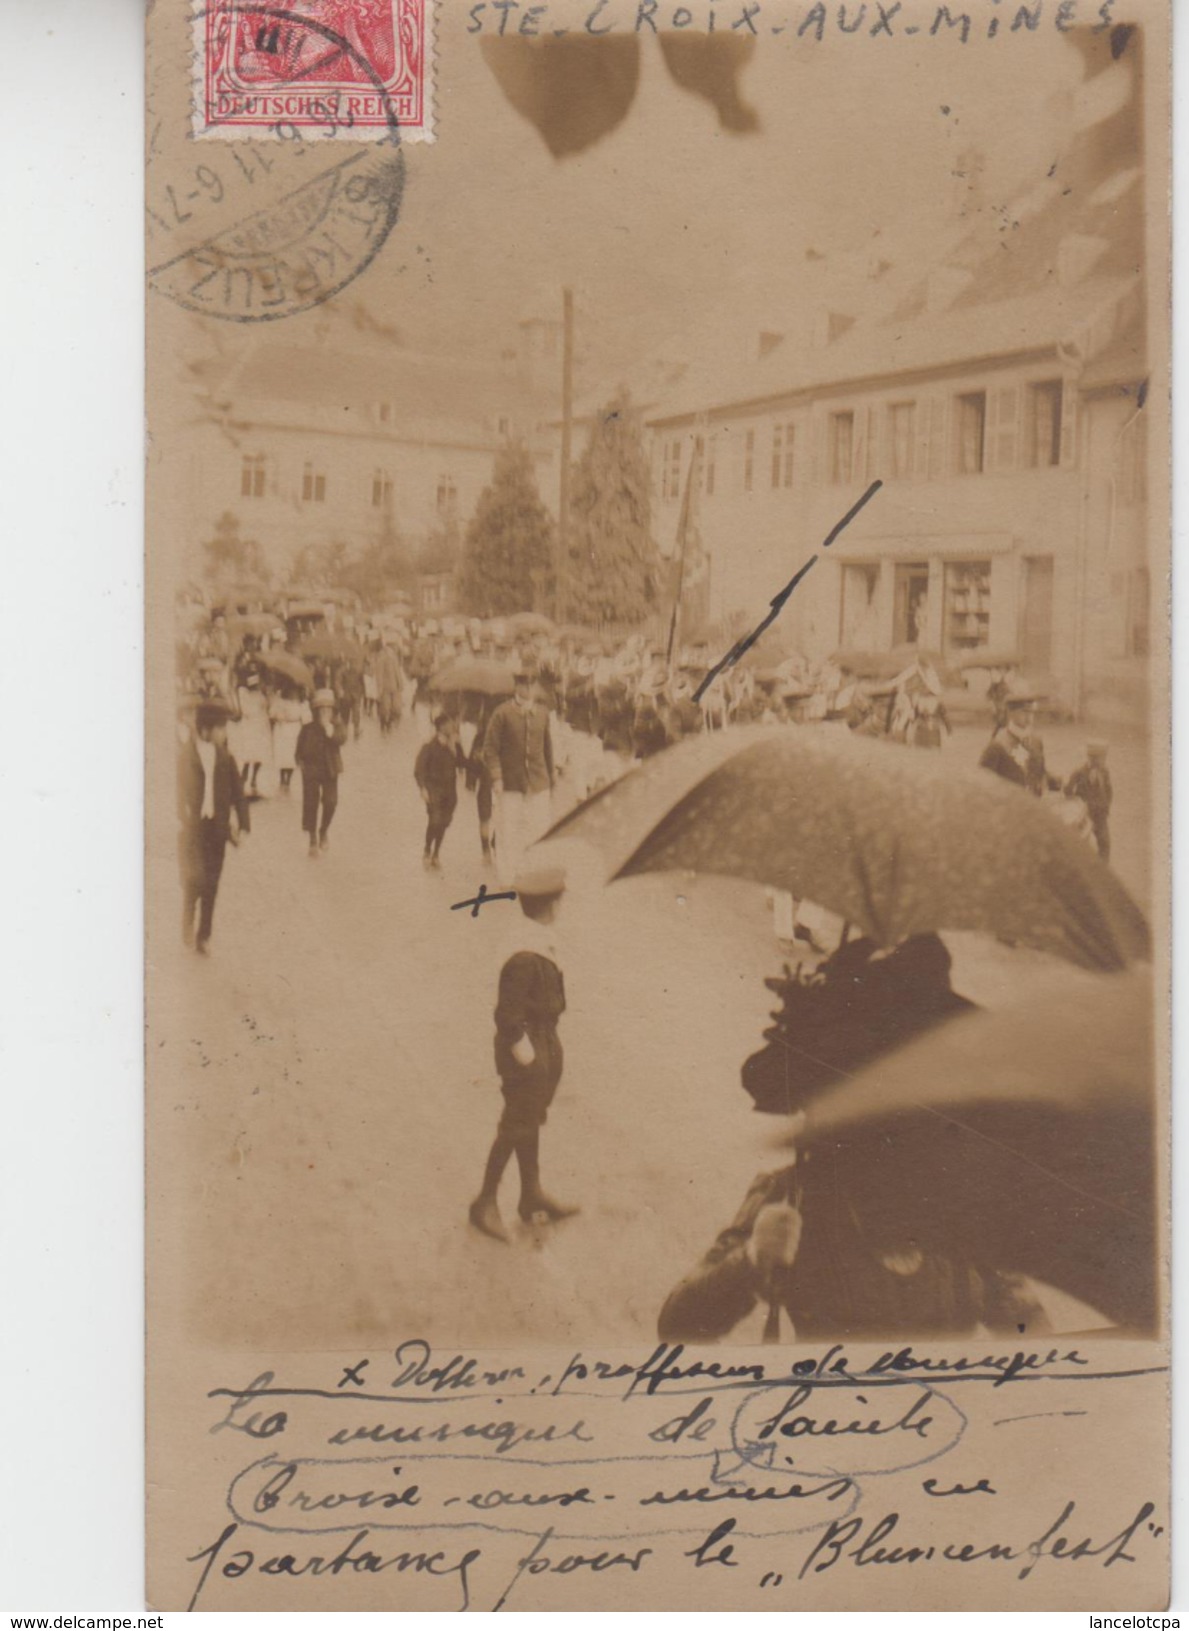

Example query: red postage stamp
[196,1,433,142]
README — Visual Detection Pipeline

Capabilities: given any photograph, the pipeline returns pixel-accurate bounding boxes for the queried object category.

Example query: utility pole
[558,287,574,620]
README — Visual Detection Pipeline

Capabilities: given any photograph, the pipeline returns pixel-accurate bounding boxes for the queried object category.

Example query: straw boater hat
[1087,739,1109,758]
[313,688,336,709]
[512,864,566,902]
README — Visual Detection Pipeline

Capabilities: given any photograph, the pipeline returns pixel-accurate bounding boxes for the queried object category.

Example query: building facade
[645,25,1151,722]
[178,317,559,587]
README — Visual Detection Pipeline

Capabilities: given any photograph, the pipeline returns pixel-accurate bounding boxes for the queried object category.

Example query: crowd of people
[176,600,1116,952]
[175,595,1129,1334]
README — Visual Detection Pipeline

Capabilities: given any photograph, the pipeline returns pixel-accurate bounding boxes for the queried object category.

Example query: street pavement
[158,708,1154,1352]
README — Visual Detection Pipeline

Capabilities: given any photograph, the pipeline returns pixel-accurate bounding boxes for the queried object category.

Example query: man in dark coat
[978,697,1036,789]
[414,713,465,869]
[469,865,577,1243]
[482,671,554,884]
[178,700,250,955]
[296,688,347,857]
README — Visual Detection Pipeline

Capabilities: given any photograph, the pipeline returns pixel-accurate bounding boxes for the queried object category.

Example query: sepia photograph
[143,0,1170,1610]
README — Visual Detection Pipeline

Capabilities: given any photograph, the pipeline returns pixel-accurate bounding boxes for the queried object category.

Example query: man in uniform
[978,695,1039,790]
[482,670,554,884]
[469,865,577,1243]
[178,699,250,955]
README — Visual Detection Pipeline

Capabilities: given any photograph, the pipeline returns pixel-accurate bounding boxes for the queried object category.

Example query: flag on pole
[665,431,706,665]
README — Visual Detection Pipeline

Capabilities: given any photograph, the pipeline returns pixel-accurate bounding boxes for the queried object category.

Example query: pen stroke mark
[694,480,882,703]
[993,1410,1089,1426]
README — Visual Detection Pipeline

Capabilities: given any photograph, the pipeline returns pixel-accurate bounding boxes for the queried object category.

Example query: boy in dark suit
[296,688,347,857]
[178,700,250,954]
[414,713,465,869]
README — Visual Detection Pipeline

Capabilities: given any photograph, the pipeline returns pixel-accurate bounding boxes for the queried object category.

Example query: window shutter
[928,397,948,479]
[1059,378,1077,467]
[865,403,881,482]
[988,385,1019,473]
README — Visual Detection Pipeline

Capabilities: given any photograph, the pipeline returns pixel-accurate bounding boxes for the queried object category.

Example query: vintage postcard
[146,0,1170,1610]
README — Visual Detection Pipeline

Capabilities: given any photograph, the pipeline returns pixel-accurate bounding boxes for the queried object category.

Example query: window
[1126,567,1149,658]
[943,560,991,652]
[829,411,854,484]
[497,415,511,438]
[240,454,266,498]
[955,392,986,474]
[743,428,755,492]
[1026,380,1063,468]
[771,422,795,488]
[1119,413,1148,504]
[840,563,880,647]
[372,470,393,508]
[422,580,444,610]
[301,462,326,503]
[888,402,915,479]
[436,474,458,514]
[662,439,682,500]
[704,433,716,497]
[378,402,392,423]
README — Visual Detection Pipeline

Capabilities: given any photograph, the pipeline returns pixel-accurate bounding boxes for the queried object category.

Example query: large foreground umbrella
[796,966,1157,1329]
[429,658,516,697]
[260,650,313,690]
[543,727,1149,972]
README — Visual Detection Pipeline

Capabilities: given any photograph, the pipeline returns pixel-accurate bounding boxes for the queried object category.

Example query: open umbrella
[260,650,313,690]
[956,648,1019,672]
[299,632,363,663]
[226,612,279,640]
[542,726,1149,972]
[430,658,516,697]
[506,611,555,636]
[833,646,952,681]
[795,965,1156,1329]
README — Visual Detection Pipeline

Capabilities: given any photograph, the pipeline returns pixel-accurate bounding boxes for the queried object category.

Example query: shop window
[840,563,880,647]
[943,559,992,651]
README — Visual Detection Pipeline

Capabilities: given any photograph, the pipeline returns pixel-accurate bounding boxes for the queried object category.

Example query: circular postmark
[148,6,405,323]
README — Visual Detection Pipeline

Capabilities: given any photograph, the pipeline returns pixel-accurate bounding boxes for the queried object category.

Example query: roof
[194,329,554,444]
[647,275,1138,423]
